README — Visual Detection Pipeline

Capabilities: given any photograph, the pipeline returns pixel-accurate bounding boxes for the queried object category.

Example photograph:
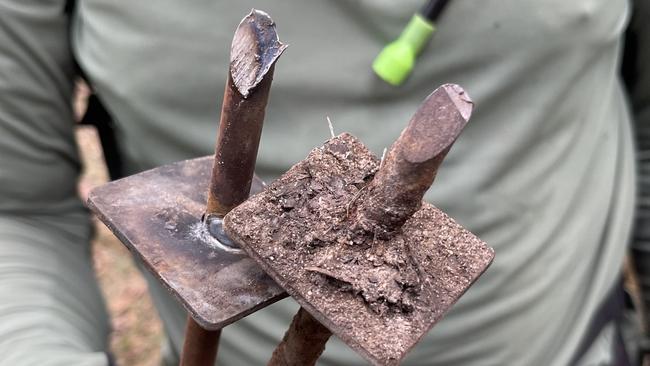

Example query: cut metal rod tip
[354,84,473,234]
[442,83,473,121]
[230,9,287,97]
[400,84,473,164]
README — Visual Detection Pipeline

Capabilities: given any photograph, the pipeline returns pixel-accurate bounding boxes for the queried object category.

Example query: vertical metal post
[266,84,473,366]
[179,9,286,366]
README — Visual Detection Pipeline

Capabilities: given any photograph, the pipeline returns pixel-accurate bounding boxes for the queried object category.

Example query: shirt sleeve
[0,1,83,216]
[0,2,110,364]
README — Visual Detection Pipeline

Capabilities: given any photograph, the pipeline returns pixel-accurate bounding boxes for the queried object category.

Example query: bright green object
[372,14,435,86]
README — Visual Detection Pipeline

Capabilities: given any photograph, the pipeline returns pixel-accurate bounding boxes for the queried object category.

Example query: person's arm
[0,1,110,364]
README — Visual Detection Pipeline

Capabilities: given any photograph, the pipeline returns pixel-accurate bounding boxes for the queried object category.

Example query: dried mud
[225,133,494,365]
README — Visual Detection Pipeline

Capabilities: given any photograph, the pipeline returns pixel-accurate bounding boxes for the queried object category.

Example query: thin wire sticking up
[379,147,387,169]
[326,116,335,138]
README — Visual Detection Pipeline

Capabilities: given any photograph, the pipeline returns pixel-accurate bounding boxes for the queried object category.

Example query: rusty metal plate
[88,156,287,330]
[225,134,495,365]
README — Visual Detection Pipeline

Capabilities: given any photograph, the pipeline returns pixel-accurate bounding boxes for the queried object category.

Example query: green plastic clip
[372,14,435,86]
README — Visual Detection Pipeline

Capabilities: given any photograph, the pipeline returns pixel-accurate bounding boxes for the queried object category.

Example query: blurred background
[76,82,163,366]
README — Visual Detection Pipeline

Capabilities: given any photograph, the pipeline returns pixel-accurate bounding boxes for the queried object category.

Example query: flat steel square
[225,135,495,365]
[88,156,287,330]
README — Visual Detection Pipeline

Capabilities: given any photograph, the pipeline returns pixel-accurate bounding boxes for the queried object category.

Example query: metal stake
[180,9,286,366]
[261,84,474,365]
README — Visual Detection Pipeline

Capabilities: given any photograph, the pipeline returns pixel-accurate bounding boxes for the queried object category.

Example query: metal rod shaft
[268,84,473,366]
[180,317,222,366]
[181,9,286,366]
[354,83,472,237]
[206,9,286,216]
[267,307,332,366]
[266,84,472,365]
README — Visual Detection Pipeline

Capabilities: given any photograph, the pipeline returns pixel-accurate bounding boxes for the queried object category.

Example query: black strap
[79,94,124,180]
[64,0,75,15]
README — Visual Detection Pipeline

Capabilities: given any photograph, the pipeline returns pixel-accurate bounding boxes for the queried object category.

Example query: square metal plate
[88,156,287,330]
[225,135,495,365]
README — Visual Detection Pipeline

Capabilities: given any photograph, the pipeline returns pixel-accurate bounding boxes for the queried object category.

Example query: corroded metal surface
[225,136,494,365]
[268,307,332,366]
[180,317,221,366]
[206,9,287,216]
[88,156,287,330]
[225,85,493,365]
[355,84,472,237]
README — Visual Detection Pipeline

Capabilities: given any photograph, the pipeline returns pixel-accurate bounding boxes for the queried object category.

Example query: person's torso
[73,1,634,364]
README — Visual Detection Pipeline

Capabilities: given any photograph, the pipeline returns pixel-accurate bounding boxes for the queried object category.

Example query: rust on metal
[353,84,473,237]
[206,9,287,217]
[178,9,287,364]
[267,307,333,366]
[87,156,287,330]
[88,9,288,366]
[180,317,222,366]
[225,84,494,365]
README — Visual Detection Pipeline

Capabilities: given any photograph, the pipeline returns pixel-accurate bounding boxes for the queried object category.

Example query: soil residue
[225,133,494,364]
[264,133,422,315]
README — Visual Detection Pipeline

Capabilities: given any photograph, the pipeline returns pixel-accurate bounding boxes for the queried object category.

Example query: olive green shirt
[0,0,644,365]
[72,1,637,364]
